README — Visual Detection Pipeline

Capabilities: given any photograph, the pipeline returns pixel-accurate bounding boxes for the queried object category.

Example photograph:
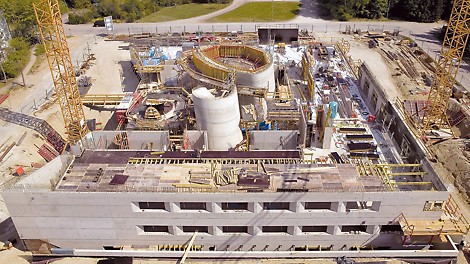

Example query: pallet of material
[0,94,9,105]
[38,143,58,162]
[349,152,379,159]
[346,134,373,140]
[339,127,366,133]
[348,142,377,152]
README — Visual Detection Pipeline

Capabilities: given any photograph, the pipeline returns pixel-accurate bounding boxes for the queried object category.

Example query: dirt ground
[0,37,133,223]
[433,139,470,203]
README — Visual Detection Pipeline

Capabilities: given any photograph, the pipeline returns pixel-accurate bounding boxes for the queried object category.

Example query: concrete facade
[249,130,298,150]
[3,188,450,252]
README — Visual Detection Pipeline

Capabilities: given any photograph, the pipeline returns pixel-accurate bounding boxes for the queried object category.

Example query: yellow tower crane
[33,0,89,144]
[422,0,470,136]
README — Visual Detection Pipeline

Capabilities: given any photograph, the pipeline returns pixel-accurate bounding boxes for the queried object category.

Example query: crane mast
[33,0,89,144]
[422,0,470,135]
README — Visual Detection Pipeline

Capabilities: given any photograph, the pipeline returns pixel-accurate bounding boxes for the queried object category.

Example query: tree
[390,0,444,22]
[66,0,92,8]
[0,0,37,41]
[366,0,387,19]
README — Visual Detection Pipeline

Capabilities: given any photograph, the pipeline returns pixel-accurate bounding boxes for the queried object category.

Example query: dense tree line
[318,0,453,22]
[67,0,230,24]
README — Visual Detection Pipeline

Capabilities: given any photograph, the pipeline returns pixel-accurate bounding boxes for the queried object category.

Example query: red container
[368,115,376,122]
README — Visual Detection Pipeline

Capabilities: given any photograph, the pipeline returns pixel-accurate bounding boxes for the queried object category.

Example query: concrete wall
[3,189,449,251]
[183,131,207,150]
[358,63,389,116]
[85,131,170,151]
[258,28,299,44]
[249,130,298,150]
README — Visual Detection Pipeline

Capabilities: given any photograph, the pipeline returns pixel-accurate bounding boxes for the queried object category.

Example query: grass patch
[207,2,299,22]
[29,44,46,74]
[137,3,231,23]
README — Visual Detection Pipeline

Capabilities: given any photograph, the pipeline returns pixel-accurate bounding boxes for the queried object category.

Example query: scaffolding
[353,160,432,192]
[397,195,470,244]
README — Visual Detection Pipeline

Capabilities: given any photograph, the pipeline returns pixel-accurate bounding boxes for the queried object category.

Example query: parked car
[93,20,105,27]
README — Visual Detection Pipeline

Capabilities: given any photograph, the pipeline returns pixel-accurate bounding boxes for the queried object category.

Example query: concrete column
[330,202,339,212]
[213,202,222,212]
[210,226,221,236]
[250,226,261,236]
[250,202,262,213]
[366,225,380,234]
[290,202,301,212]
[172,226,182,235]
[207,202,220,213]
[328,225,340,235]
[291,226,301,236]
[322,127,334,149]
[334,202,346,212]
[168,202,179,212]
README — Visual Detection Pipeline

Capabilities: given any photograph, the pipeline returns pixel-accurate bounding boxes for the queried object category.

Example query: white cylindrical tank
[192,87,243,150]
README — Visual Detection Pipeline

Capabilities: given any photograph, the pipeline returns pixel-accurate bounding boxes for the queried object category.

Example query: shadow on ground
[0,217,23,250]
[118,61,139,93]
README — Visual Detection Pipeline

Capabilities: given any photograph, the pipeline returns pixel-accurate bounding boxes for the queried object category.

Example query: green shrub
[2,38,30,78]
[68,13,90,24]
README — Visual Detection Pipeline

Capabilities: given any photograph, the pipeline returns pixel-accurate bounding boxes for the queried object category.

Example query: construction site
[0,0,470,263]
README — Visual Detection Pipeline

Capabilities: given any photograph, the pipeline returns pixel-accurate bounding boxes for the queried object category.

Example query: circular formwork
[181,45,275,93]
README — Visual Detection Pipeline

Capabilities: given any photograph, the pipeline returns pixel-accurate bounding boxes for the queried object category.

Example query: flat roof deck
[56,150,385,193]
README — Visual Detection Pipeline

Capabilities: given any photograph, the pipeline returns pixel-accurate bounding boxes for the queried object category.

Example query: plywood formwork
[397,195,470,244]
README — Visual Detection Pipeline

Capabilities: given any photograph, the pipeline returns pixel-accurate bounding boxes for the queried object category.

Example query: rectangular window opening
[103,246,122,250]
[304,202,332,210]
[262,226,288,233]
[138,202,166,210]
[180,202,207,210]
[423,201,445,211]
[222,226,248,233]
[221,202,249,211]
[341,225,367,234]
[182,226,209,233]
[143,225,169,233]
[301,226,328,233]
[345,201,380,211]
[263,202,290,210]
[380,225,402,233]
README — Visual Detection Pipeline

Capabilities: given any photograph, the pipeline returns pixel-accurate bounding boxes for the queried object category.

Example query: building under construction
[2,11,470,261]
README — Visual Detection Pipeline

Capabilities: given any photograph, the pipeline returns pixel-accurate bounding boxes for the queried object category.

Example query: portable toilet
[329,101,338,118]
